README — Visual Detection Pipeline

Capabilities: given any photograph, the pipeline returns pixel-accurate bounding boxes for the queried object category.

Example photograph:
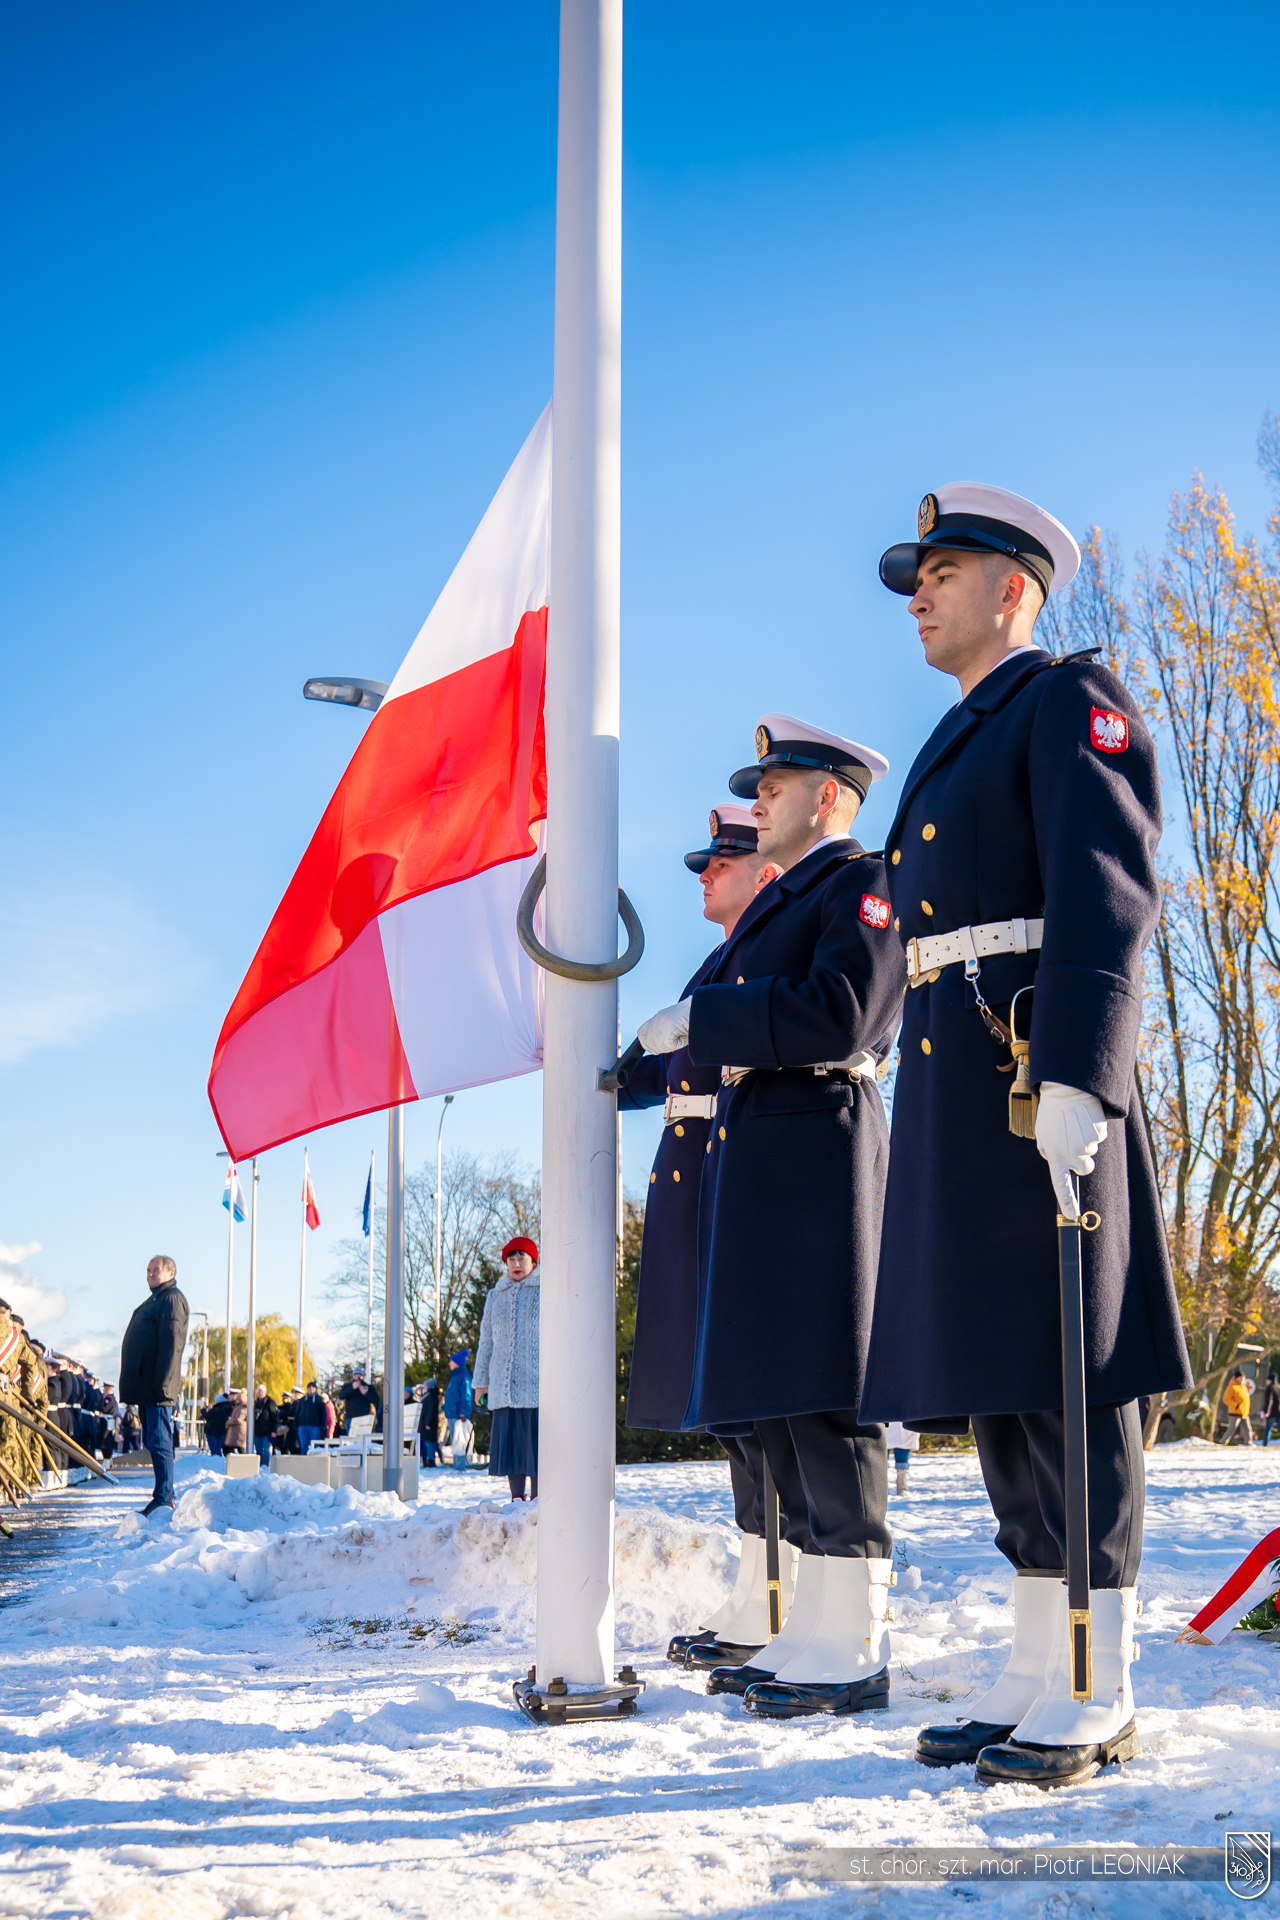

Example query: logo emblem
[1090,706,1129,753]
[860,893,891,930]
[1226,1833,1271,1899]
[917,492,939,538]
[755,724,771,760]
[708,809,720,839]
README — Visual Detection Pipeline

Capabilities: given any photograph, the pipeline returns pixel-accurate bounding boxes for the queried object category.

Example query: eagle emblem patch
[755,724,771,760]
[860,893,891,930]
[1090,706,1129,753]
[917,492,939,538]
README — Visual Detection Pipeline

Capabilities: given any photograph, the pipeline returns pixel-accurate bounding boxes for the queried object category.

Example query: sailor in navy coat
[863,483,1191,1784]
[621,805,775,1437]
[638,716,908,1719]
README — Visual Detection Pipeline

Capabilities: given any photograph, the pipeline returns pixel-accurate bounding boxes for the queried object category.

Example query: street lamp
[435,1095,455,1334]
[302,676,387,711]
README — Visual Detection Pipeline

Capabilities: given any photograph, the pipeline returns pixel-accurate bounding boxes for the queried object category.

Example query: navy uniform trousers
[862,648,1191,1586]
[686,839,908,1560]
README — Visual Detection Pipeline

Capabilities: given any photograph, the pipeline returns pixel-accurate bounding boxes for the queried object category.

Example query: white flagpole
[246,1158,259,1459]
[224,1165,236,1394]
[297,1145,309,1390]
[366,1147,375,1380]
[383,1104,405,1497]
[536,0,623,1689]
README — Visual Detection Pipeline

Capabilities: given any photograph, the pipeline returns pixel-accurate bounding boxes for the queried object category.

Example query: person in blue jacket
[638,715,908,1720]
[443,1349,473,1472]
[621,804,800,1671]
[863,483,1192,1789]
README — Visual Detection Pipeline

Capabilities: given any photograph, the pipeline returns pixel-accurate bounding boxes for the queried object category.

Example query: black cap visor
[880,514,1054,597]
[684,834,758,873]
[729,749,870,803]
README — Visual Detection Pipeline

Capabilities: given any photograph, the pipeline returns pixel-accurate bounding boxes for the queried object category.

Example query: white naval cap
[880,482,1081,599]
[728,713,890,802]
[684,802,760,873]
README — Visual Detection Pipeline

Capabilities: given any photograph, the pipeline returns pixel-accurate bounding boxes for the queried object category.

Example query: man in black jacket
[119,1255,189,1514]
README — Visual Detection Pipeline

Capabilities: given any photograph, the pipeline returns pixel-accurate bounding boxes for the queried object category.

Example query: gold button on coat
[736,975,745,985]
[674,1124,685,1137]
[650,1172,656,1184]
[922,824,936,840]
[672,1169,681,1182]
[719,1125,726,1140]
[706,1141,712,1153]
[891,849,901,865]
[921,1037,932,1055]
[921,900,933,916]
[893,916,900,931]
[681,1079,690,1092]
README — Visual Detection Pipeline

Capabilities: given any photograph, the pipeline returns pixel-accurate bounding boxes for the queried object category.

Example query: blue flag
[222,1163,247,1223]
[363,1166,372,1237]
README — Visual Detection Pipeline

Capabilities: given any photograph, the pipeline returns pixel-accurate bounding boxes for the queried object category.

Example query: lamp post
[245,1158,260,1463]
[435,1095,454,1335]
[304,670,407,1503]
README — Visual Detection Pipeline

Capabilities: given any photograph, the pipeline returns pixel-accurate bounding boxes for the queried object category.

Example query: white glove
[1035,1081,1108,1217]
[637,999,692,1055]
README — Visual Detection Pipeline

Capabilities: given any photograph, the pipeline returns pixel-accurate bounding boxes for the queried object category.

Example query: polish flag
[209,406,551,1160]
[303,1164,321,1232]
[1177,1528,1280,1645]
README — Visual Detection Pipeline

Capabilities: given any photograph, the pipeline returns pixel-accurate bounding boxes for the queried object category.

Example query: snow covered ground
[1,1441,1277,1918]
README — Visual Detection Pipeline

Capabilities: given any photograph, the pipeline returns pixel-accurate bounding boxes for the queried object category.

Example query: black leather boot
[683,1638,766,1672]
[975,1718,1140,1788]
[916,1720,1018,1767]
[742,1668,890,1719]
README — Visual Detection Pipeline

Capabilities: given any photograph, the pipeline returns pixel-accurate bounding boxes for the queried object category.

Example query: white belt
[664,1092,718,1123]
[721,1050,879,1087]
[906,916,1043,987]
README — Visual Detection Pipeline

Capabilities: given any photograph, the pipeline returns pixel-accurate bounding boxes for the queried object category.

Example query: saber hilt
[597,1036,646,1094]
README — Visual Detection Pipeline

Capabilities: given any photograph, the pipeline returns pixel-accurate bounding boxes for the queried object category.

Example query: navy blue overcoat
[620,948,722,1430]
[682,839,907,1428]
[860,648,1192,1425]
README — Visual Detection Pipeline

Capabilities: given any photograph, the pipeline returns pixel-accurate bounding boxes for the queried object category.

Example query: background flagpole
[383,1104,405,1497]
[366,1147,375,1380]
[535,0,623,1690]
[296,1145,308,1389]
[246,1157,259,1459]
[224,1165,236,1394]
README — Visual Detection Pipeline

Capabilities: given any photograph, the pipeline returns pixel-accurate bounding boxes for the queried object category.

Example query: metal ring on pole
[516,855,645,981]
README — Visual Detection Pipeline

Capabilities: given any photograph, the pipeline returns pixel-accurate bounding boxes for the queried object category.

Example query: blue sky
[3,1,1278,1374]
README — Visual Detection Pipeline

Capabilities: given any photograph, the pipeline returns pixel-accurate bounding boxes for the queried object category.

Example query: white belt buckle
[906,936,921,983]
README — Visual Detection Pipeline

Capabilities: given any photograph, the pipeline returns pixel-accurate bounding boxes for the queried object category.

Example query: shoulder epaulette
[1051,646,1103,666]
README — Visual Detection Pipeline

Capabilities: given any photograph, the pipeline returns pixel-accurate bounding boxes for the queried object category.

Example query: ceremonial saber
[13,1398,118,1485]
[1057,1172,1098,1701]
[762,1457,783,1638]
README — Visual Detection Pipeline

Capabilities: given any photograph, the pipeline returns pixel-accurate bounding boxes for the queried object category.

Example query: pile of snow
[13,1464,735,1654]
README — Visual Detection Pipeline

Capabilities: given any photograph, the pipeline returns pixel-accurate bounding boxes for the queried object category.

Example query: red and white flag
[1178,1527,1280,1644]
[209,406,551,1160]
[303,1164,321,1232]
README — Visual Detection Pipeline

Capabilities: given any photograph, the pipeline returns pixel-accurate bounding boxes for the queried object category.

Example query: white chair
[333,1407,420,1493]
[311,1413,373,1457]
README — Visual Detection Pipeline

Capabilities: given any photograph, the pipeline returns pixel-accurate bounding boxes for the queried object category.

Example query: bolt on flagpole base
[512,1667,645,1726]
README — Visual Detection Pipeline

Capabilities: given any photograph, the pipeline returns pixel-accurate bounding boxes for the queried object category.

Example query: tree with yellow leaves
[1044,442,1280,1442]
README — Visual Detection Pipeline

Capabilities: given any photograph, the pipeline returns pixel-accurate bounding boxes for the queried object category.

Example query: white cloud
[0,876,194,1068]
[0,1240,68,1327]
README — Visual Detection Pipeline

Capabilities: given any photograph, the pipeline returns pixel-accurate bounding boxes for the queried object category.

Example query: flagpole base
[513,1667,644,1726]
